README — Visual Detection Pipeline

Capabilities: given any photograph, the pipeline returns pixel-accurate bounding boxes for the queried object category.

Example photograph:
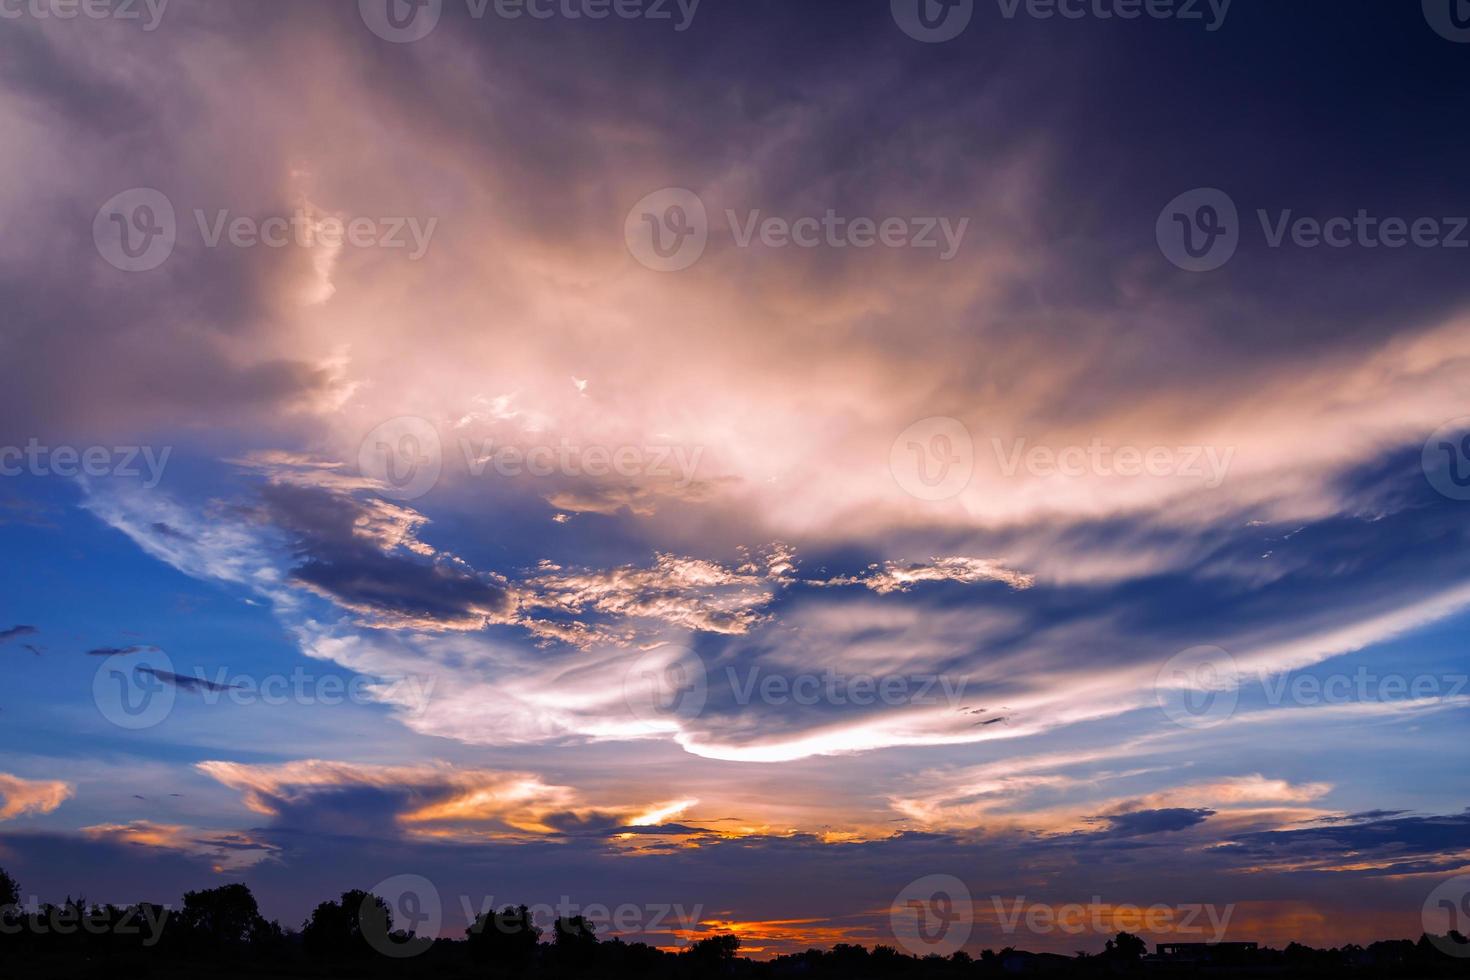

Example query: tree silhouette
[0,866,17,910]
[178,883,274,950]
[687,933,741,966]
[1104,931,1147,962]
[467,903,542,969]
[303,889,393,959]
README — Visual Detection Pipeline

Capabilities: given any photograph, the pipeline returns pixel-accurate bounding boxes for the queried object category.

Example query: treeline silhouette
[2,866,1469,978]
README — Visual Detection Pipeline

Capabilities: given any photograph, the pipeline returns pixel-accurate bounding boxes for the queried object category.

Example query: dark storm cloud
[254,482,511,629]
[1090,808,1216,837]
[1219,810,1470,869]
[0,626,38,644]
[85,645,156,657]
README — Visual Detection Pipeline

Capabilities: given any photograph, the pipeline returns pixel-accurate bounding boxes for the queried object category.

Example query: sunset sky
[3,0,1470,959]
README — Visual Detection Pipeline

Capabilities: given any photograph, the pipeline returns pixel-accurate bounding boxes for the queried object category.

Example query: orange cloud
[0,773,72,820]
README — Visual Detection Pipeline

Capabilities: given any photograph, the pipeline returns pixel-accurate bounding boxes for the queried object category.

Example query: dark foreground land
[2,877,1469,979]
